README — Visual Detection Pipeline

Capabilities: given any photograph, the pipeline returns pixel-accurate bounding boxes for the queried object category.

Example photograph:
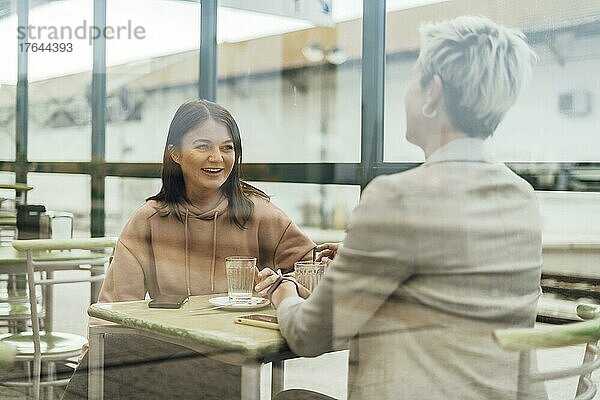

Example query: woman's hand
[280,273,311,299]
[316,242,341,267]
[270,281,300,308]
[254,267,311,300]
[254,267,279,296]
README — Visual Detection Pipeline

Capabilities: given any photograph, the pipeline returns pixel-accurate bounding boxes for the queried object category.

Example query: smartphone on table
[234,314,279,330]
[148,294,189,309]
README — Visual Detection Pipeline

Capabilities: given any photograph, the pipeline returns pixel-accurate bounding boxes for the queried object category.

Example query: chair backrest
[494,304,600,400]
[10,237,116,399]
[13,237,118,326]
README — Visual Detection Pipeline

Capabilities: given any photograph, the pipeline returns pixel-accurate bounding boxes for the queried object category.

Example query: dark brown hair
[147,99,268,229]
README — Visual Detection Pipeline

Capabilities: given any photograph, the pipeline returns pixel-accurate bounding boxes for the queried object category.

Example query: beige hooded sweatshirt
[99,194,315,302]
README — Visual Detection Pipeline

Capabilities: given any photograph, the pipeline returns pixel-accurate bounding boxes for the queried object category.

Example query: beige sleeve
[97,240,146,302]
[258,203,315,273]
[97,208,151,302]
[278,176,413,356]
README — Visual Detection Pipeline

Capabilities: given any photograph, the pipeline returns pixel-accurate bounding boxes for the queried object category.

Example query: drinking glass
[225,256,256,304]
[294,261,326,292]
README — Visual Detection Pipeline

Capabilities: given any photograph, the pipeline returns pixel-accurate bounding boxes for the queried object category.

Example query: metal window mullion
[360,0,386,190]
[200,0,217,101]
[91,0,107,237]
[16,0,29,188]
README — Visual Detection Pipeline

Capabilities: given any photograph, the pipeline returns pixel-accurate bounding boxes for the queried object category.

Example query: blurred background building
[1,0,600,246]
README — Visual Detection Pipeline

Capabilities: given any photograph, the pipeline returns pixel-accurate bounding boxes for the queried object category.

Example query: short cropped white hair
[418,15,537,138]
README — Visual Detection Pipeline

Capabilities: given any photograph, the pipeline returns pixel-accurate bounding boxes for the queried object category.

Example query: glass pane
[26,0,93,161]
[0,171,15,184]
[27,173,90,237]
[105,176,161,235]
[0,172,17,214]
[217,2,362,163]
[384,2,600,162]
[0,2,16,161]
[105,0,200,162]
[105,178,359,240]
[537,191,600,241]
[247,181,360,241]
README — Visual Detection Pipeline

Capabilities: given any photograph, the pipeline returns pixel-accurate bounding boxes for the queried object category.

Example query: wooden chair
[494,304,600,400]
[0,237,116,400]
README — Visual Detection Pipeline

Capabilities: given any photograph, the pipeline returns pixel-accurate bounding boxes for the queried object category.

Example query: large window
[2,1,600,397]
[1,0,599,241]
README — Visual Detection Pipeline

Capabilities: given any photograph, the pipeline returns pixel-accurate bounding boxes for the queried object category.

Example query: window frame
[0,0,592,237]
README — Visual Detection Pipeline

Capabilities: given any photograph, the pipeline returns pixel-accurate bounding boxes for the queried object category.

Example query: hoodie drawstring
[184,208,191,296]
[210,211,218,292]
[185,208,219,295]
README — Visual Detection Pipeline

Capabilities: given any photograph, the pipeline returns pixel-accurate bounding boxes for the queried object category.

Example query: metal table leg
[45,270,53,332]
[90,264,104,303]
[88,326,105,400]
[241,364,262,400]
[271,360,285,398]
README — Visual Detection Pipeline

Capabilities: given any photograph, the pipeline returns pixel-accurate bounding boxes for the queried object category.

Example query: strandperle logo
[17,20,146,45]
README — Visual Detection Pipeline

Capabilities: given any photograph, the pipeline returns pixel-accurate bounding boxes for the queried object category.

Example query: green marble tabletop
[88,295,290,362]
[0,246,110,271]
[0,183,33,192]
[0,216,16,226]
[495,304,600,352]
[12,237,117,251]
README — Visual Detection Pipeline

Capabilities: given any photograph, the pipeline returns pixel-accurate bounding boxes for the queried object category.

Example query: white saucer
[208,296,270,310]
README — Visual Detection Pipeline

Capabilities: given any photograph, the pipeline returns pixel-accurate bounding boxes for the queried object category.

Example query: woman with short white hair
[405,15,536,152]
[259,16,545,400]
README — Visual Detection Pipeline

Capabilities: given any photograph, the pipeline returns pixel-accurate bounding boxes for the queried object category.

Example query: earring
[170,151,179,163]
[421,104,437,119]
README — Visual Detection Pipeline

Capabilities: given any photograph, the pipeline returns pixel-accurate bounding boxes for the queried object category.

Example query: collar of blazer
[424,137,493,166]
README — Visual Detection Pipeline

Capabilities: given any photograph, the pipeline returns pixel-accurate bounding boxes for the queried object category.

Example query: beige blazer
[278,138,546,400]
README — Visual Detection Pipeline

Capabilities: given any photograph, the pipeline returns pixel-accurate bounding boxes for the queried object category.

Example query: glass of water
[294,261,326,293]
[225,256,256,304]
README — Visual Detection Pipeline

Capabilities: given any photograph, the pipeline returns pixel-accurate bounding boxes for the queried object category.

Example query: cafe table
[87,294,296,400]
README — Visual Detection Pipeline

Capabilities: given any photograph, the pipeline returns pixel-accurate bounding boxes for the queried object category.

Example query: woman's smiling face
[172,118,235,197]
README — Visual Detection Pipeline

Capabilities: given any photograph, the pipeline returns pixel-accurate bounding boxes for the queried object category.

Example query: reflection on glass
[217,3,363,163]
[105,177,161,235]
[384,2,600,163]
[248,181,359,242]
[24,0,93,161]
[0,172,17,220]
[105,0,200,163]
[104,178,357,241]
[0,5,17,161]
[537,191,600,241]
